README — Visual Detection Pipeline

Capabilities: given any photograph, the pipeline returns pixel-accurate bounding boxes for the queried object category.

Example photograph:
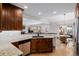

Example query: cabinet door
[37,39,48,52]
[2,4,13,30]
[38,39,52,52]
[14,7,22,30]
[31,39,38,53]
[1,4,7,30]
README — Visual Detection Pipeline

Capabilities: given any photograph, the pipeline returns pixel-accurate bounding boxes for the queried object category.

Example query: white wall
[38,23,58,33]
[23,17,43,26]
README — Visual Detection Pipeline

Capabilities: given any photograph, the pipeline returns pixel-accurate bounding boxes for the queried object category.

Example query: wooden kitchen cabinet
[0,3,23,30]
[31,38,53,53]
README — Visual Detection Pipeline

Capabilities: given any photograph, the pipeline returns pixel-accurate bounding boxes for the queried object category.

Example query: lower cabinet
[31,38,53,53]
[12,39,31,56]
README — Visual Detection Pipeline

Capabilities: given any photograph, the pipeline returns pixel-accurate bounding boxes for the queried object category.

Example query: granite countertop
[8,34,54,43]
[0,40,23,56]
[0,45,23,56]
[0,34,54,56]
[9,35,32,43]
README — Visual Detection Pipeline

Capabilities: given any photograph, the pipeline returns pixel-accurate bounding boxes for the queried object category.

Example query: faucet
[37,32,39,36]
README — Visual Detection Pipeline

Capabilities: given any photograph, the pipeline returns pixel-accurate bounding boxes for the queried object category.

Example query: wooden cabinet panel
[22,42,30,55]
[1,3,23,30]
[14,7,22,30]
[31,38,53,53]
[76,3,79,17]
[38,39,52,52]
[31,39,39,52]
[0,4,2,30]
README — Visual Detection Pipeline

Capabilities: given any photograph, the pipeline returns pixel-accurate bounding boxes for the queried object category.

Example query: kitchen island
[0,32,55,56]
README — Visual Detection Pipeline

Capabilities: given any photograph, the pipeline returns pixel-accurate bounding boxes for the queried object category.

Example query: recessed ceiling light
[53,11,56,14]
[38,12,42,15]
[24,6,28,9]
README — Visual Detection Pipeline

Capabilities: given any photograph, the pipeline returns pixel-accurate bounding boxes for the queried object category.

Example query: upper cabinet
[0,3,23,30]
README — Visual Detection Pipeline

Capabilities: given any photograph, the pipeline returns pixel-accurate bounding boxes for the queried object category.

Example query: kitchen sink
[32,36,44,38]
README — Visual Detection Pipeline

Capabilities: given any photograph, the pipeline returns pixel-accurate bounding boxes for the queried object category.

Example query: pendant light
[64,13,66,26]
[62,13,67,28]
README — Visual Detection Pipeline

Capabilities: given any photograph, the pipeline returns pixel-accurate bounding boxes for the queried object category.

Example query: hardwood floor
[31,38,76,56]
